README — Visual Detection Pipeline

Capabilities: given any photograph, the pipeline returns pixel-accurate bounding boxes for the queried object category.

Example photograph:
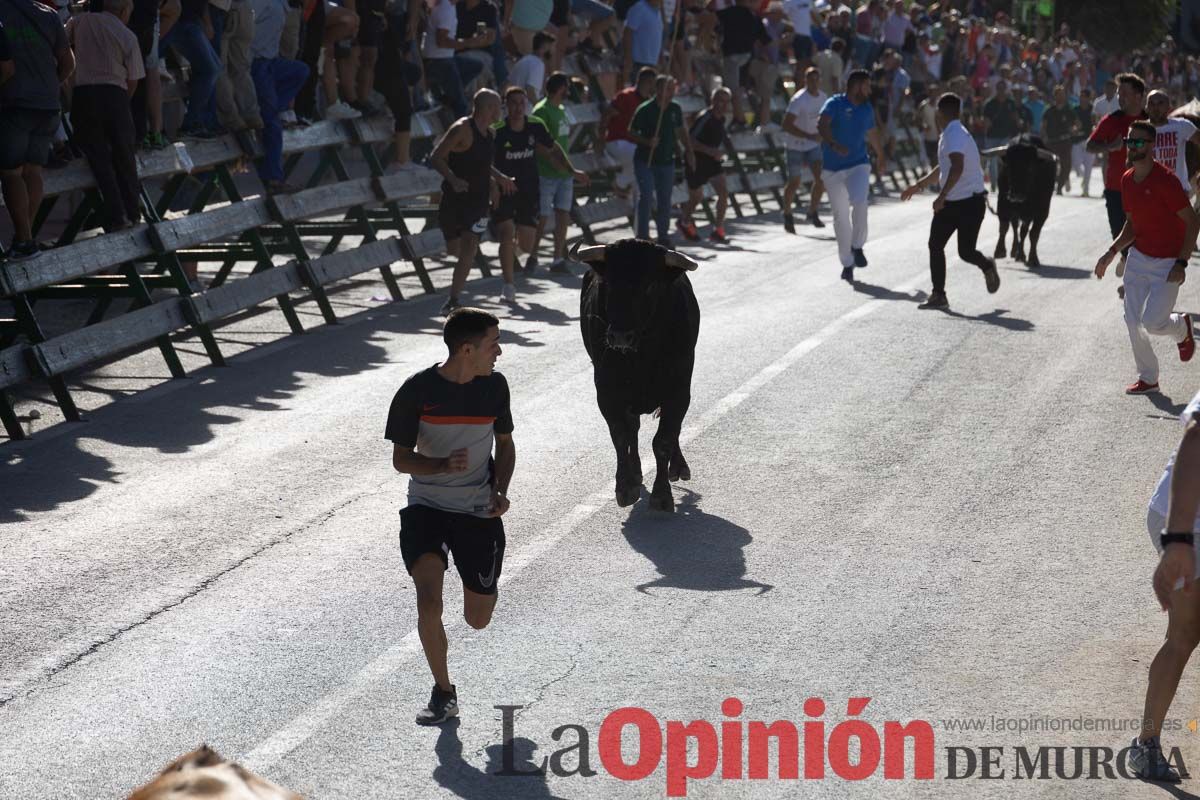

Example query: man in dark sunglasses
[1094,120,1199,398]
[1086,72,1148,280]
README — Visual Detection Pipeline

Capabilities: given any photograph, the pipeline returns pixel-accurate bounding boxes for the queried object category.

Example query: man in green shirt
[529,72,587,272]
[1041,85,1079,195]
[628,75,694,245]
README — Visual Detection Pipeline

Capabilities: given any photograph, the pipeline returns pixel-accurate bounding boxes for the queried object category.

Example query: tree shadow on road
[433,719,569,800]
[622,489,773,595]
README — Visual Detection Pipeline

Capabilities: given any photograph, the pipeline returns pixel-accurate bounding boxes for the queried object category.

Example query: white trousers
[1071,142,1094,191]
[606,140,638,192]
[823,163,871,267]
[1123,247,1188,384]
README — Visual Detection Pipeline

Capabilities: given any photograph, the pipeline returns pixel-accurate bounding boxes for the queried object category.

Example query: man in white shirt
[1093,78,1119,120]
[422,0,489,117]
[901,92,1000,309]
[881,0,911,50]
[1147,89,1200,195]
[782,0,814,79]
[507,31,552,101]
[781,66,827,232]
[812,38,844,96]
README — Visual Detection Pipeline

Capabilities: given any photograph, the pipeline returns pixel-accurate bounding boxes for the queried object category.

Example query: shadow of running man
[622,490,772,595]
[434,719,570,800]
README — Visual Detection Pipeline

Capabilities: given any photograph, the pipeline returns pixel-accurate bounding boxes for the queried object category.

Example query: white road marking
[242,270,928,770]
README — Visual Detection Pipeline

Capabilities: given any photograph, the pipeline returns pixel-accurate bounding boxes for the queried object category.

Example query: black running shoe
[783,213,795,234]
[416,684,458,726]
[523,253,539,274]
[840,266,854,282]
[6,240,41,261]
[918,291,949,309]
[852,247,868,268]
[807,212,825,228]
[983,260,1000,294]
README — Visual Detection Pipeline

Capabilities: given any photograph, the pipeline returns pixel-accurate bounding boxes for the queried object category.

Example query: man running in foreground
[901,92,999,309]
[1094,120,1198,396]
[386,308,515,725]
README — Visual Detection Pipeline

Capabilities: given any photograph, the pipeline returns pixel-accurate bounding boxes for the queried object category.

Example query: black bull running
[992,133,1056,268]
[576,239,701,514]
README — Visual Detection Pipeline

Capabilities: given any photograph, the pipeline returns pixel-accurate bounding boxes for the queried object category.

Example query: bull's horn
[572,241,606,263]
[665,251,699,271]
[979,146,1007,158]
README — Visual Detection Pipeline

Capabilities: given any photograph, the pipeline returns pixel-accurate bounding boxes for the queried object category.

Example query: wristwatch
[1176,258,1189,269]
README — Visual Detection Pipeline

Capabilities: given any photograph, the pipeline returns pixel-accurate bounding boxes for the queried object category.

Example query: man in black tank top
[431,89,516,315]
[491,86,588,304]
[678,87,732,244]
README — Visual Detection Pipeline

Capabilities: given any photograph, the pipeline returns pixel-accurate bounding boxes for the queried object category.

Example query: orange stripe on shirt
[420,415,497,425]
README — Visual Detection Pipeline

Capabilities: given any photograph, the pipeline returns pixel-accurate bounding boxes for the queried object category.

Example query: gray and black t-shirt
[0,0,67,111]
[385,365,513,517]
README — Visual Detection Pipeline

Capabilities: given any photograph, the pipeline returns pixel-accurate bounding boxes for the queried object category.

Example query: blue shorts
[540,175,574,215]
[786,147,822,177]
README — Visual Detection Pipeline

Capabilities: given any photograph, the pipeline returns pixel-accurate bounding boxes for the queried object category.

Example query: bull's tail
[984,193,999,217]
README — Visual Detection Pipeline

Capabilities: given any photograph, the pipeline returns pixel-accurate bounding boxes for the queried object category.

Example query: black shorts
[492,189,539,227]
[685,157,722,190]
[438,190,489,240]
[0,108,59,171]
[357,0,386,47]
[400,504,506,595]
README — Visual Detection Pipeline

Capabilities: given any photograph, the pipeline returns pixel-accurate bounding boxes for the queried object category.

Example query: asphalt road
[3,189,1200,799]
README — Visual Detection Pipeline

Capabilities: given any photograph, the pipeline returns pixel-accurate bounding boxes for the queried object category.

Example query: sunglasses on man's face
[1124,138,1152,148]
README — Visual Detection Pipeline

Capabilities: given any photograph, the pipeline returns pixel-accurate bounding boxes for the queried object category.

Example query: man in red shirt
[1087,72,1147,279]
[599,67,656,202]
[1095,120,1200,395]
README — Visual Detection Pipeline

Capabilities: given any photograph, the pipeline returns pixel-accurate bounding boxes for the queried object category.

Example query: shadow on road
[1146,392,1188,418]
[1013,262,1091,280]
[622,489,773,595]
[850,279,925,303]
[933,307,1035,332]
[433,720,569,800]
[0,290,586,524]
[1152,782,1200,800]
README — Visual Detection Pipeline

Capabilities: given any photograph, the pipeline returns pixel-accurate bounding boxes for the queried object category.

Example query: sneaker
[440,296,461,316]
[501,283,516,303]
[179,125,219,140]
[415,684,459,726]
[676,217,700,241]
[852,248,868,268]
[709,227,728,243]
[1179,313,1195,362]
[1127,737,1181,783]
[840,266,854,282]
[549,259,571,274]
[6,240,41,261]
[324,101,362,120]
[1125,379,1160,395]
[918,291,949,309]
[279,109,298,126]
[523,253,539,274]
[783,213,795,234]
[807,212,825,229]
[983,261,1001,294]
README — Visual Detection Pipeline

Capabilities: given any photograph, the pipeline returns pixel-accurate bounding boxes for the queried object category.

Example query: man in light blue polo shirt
[818,69,887,282]
[622,0,663,85]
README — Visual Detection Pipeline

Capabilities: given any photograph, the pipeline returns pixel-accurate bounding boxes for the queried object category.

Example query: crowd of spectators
[0,0,1197,262]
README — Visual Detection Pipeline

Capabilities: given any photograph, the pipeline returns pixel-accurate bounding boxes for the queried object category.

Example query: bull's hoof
[668,460,691,482]
[993,246,1006,259]
[616,484,640,507]
[1027,254,1040,268]
[648,490,675,513]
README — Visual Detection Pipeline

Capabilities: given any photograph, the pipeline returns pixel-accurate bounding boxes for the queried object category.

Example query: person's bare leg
[497,219,515,283]
[1140,580,1200,741]
[393,131,411,165]
[554,209,568,260]
[462,586,497,630]
[340,45,361,105]
[782,177,801,216]
[713,175,727,228]
[0,169,31,242]
[449,232,479,298]
[531,216,547,264]
[22,165,43,230]
[146,68,163,134]
[808,163,824,218]
[680,187,700,223]
[411,554,451,689]
[516,225,535,259]
[357,46,378,105]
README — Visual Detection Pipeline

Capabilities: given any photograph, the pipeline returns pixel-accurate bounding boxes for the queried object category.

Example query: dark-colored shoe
[416,684,458,726]
[852,247,868,268]
[5,240,41,261]
[783,213,795,234]
[179,126,219,140]
[266,180,303,195]
[549,259,571,274]
[523,253,538,274]
[983,260,1000,294]
[1127,737,1181,783]
[439,296,461,316]
[807,212,825,228]
[840,266,854,282]
[1180,313,1195,362]
[918,291,949,309]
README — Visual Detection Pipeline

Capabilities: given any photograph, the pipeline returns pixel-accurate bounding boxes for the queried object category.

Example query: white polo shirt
[1153,117,1198,195]
[937,118,985,201]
